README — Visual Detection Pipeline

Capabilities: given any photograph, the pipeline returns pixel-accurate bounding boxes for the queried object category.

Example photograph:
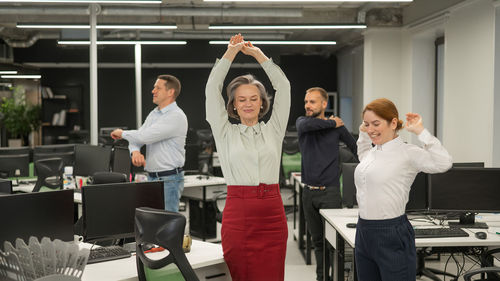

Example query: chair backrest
[135,207,199,281]
[212,192,227,224]
[32,158,64,192]
[283,134,299,155]
[88,172,128,185]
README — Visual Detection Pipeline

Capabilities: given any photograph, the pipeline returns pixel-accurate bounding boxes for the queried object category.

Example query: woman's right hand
[359,122,367,133]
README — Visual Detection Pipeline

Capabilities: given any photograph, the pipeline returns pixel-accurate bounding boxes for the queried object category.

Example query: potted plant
[0,86,41,147]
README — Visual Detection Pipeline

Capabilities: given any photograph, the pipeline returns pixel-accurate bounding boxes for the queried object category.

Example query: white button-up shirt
[355,129,452,220]
[205,58,291,186]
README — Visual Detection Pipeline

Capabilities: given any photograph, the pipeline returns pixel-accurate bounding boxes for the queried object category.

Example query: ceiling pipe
[100,31,289,40]
[4,32,59,48]
[0,6,302,17]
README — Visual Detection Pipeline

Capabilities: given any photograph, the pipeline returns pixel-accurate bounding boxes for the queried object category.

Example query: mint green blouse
[205,58,291,186]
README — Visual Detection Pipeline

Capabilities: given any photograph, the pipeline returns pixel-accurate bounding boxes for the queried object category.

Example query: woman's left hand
[405,113,424,135]
[242,41,268,64]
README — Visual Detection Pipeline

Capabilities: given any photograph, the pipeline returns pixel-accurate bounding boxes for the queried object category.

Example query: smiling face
[362,110,398,145]
[151,79,174,108]
[233,84,262,126]
[304,90,327,118]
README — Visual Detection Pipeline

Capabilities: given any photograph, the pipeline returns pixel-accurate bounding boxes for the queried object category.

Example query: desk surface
[81,240,225,281]
[184,175,225,188]
[320,208,500,248]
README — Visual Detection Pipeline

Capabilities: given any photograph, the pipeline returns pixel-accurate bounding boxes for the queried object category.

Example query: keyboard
[87,246,131,264]
[414,227,469,239]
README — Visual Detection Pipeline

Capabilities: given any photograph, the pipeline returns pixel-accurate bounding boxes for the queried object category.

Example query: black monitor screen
[112,147,131,176]
[0,148,30,178]
[0,190,74,244]
[405,172,428,211]
[74,144,112,176]
[429,168,500,212]
[33,144,75,168]
[82,181,164,241]
[0,179,12,194]
[452,162,485,168]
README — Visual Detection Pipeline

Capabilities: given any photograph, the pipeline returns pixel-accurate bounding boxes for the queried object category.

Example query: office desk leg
[293,183,297,230]
[298,185,305,250]
[336,234,345,281]
[201,186,206,241]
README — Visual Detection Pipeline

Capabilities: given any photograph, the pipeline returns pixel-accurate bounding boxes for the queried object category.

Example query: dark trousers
[302,185,342,281]
[355,215,416,281]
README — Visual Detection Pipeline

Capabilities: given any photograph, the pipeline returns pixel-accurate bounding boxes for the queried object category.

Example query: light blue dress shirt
[122,101,187,172]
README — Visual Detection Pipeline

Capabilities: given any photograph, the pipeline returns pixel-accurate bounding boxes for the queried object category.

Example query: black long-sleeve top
[296,116,357,187]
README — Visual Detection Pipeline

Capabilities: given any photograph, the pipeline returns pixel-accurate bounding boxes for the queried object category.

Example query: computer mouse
[346,223,357,228]
[475,231,487,240]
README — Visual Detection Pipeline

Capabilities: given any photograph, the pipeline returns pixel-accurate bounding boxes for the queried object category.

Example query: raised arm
[242,41,290,136]
[357,123,372,161]
[405,113,452,173]
[205,34,245,138]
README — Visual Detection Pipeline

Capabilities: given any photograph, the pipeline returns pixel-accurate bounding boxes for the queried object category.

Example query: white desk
[81,240,229,281]
[320,208,500,281]
[290,173,312,265]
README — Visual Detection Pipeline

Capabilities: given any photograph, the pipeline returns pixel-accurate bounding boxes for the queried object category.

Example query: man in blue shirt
[111,75,188,212]
[296,87,357,281]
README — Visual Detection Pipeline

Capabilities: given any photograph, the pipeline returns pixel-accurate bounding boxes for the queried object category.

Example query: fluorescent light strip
[209,25,366,30]
[58,40,187,45]
[0,71,18,74]
[209,40,336,45]
[205,0,411,2]
[1,75,41,79]
[17,24,177,30]
[1,0,160,3]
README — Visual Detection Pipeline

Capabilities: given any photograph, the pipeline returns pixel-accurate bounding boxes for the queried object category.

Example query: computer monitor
[405,172,428,211]
[33,144,75,174]
[428,167,500,227]
[82,181,164,242]
[184,144,200,173]
[0,147,30,178]
[112,146,131,177]
[341,163,358,208]
[0,179,12,195]
[0,190,74,244]
[452,162,485,168]
[74,144,112,177]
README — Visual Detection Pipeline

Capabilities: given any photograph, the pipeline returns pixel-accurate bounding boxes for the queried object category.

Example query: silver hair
[226,74,271,120]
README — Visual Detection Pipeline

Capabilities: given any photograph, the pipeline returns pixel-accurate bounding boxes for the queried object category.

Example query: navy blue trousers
[355,215,416,281]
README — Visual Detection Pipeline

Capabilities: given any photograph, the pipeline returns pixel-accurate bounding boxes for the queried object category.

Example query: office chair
[135,207,199,281]
[88,171,128,184]
[213,191,227,224]
[32,158,64,192]
[464,267,500,281]
[280,133,301,215]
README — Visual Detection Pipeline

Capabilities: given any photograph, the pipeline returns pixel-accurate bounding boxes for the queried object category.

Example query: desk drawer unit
[325,221,337,249]
[183,184,227,200]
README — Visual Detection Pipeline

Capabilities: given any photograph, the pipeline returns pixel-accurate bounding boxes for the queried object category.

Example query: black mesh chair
[32,158,64,192]
[135,207,199,281]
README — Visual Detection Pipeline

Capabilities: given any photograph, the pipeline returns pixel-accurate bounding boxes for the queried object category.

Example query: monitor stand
[448,212,488,229]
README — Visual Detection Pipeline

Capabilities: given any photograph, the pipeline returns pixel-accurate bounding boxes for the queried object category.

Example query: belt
[307,185,326,190]
[227,184,280,199]
[148,167,183,178]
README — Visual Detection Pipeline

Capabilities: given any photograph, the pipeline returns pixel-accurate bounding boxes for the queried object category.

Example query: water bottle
[63,166,75,189]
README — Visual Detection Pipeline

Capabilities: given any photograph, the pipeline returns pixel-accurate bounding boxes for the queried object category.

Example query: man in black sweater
[296,87,357,281]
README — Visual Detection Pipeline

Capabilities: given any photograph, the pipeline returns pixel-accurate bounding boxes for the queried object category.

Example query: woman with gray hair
[205,33,290,281]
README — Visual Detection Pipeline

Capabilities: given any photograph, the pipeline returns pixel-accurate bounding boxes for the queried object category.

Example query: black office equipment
[406,172,428,211]
[82,181,164,242]
[0,179,12,194]
[74,144,112,177]
[87,245,131,264]
[33,144,75,168]
[341,163,358,208]
[452,162,485,168]
[0,190,74,244]
[428,167,500,228]
[135,207,200,281]
[414,227,469,239]
[32,158,64,192]
[112,146,131,177]
[0,147,30,178]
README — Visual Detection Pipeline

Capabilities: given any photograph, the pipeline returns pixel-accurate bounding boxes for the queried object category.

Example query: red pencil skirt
[221,183,288,281]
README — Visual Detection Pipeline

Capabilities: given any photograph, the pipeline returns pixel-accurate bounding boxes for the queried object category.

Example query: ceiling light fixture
[17,24,177,30]
[1,75,41,79]
[0,71,18,74]
[58,40,187,45]
[205,0,411,2]
[1,0,160,3]
[209,40,336,45]
[209,24,366,29]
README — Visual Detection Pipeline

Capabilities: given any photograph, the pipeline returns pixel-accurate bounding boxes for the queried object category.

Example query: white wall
[493,4,500,167]
[442,0,495,165]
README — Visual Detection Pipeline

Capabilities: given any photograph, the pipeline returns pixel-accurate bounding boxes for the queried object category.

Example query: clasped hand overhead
[223,33,268,64]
